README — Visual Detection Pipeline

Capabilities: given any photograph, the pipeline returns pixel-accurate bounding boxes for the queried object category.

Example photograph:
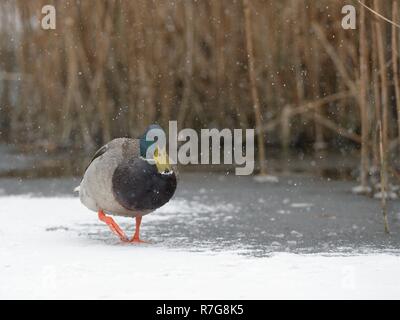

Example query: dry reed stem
[359,1,370,189]
[379,121,390,234]
[242,0,266,175]
[358,0,400,29]
[392,1,400,149]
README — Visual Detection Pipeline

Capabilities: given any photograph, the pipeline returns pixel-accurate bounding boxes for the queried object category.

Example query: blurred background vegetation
[0,1,399,185]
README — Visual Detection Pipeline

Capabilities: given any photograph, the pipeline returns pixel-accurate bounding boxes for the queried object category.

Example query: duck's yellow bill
[154,146,171,173]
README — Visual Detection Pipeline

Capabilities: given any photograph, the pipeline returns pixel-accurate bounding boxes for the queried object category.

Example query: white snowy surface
[1,196,400,300]
[253,175,279,183]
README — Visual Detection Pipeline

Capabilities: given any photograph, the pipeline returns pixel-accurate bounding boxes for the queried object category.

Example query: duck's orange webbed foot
[129,216,148,244]
[130,237,148,244]
[98,210,129,242]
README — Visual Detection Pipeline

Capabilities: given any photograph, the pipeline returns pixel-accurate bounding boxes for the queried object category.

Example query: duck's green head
[140,124,171,173]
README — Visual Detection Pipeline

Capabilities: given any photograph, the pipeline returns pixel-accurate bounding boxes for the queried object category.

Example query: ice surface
[351,185,372,195]
[2,174,400,254]
[290,203,314,208]
[253,175,279,183]
[373,191,398,200]
[1,196,400,299]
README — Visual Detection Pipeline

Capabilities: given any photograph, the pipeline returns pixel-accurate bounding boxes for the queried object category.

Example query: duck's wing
[83,144,108,175]
[75,144,109,190]
[82,138,139,176]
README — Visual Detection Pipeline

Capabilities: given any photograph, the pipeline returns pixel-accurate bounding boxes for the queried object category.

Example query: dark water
[0,143,359,179]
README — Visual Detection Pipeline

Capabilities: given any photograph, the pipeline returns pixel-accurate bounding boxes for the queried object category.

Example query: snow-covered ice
[1,196,400,299]
[351,185,372,195]
[253,175,279,183]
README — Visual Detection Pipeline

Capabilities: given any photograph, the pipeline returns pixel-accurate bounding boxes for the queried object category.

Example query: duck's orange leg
[130,216,146,243]
[98,210,129,242]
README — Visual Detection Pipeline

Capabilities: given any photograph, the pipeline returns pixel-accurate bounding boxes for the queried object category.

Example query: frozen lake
[0,190,400,299]
[1,173,399,255]
[1,143,400,299]
[1,172,400,298]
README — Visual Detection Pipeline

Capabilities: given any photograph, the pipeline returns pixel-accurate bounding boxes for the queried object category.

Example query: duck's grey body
[79,137,177,218]
[79,138,143,217]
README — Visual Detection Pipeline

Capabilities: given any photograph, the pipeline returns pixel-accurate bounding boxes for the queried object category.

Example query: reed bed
[0,0,399,183]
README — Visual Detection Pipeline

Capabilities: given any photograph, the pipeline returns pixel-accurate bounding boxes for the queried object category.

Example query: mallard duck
[78,124,177,243]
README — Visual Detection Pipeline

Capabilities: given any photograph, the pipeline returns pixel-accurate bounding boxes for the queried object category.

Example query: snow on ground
[1,196,400,299]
